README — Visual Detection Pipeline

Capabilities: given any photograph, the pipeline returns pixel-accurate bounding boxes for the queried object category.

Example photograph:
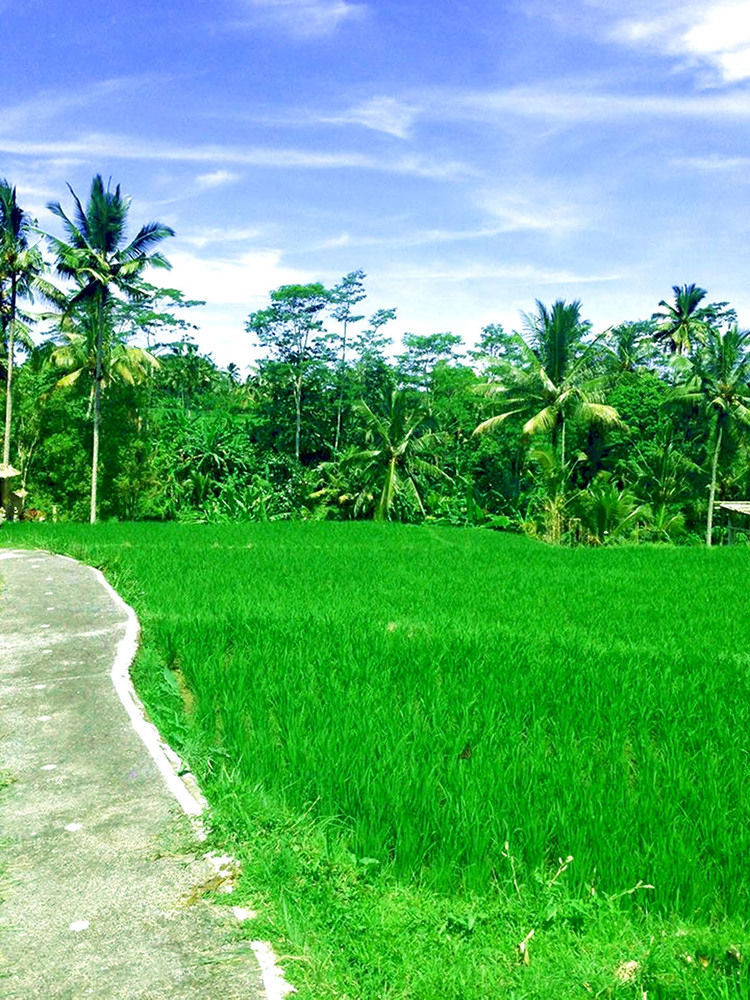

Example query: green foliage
[4,178,750,550]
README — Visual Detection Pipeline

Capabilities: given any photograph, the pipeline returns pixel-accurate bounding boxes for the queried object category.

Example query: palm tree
[52,302,160,407]
[474,300,620,479]
[668,326,750,546]
[0,180,43,511]
[603,320,658,373]
[46,175,173,522]
[344,387,448,521]
[652,283,732,356]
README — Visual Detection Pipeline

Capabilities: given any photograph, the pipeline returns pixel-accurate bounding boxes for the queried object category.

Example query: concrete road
[0,549,268,1000]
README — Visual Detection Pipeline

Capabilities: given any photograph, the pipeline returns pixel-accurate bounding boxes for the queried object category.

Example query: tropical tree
[474,300,620,482]
[155,339,222,416]
[652,283,733,356]
[329,270,366,454]
[668,326,750,546]
[343,387,448,520]
[46,174,173,522]
[397,331,464,390]
[246,283,331,461]
[0,180,44,511]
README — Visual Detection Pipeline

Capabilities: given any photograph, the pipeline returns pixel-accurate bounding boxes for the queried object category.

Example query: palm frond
[523,405,557,436]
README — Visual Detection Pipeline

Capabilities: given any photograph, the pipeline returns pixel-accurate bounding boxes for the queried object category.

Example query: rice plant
[4,522,750,997]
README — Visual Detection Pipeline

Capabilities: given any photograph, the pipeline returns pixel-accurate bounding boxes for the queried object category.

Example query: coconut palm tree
[344,387,448,521]
[668,326,750,546]
[46,175,173,522]
[474,300,620,480]
[602,320,659,373]
[52,301,160,405]
[652,283,732,356]
[0,180,43,511]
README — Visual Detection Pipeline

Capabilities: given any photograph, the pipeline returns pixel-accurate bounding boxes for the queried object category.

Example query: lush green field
[3,522,750,998]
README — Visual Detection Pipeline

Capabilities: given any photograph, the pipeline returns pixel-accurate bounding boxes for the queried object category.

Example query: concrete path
[0,549,268,1000]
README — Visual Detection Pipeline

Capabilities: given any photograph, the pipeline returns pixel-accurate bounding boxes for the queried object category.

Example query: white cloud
[525,1,750,84]
[162,247,308,306]
[611,1,750,83]
[195,169,241,189]
[234,0,366,38]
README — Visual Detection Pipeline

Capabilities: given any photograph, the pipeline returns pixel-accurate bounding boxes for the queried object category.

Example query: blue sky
[4,0,750,367]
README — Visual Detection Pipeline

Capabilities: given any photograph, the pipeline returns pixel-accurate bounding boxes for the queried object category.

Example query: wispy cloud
[320,97,418,138]
[443,82,750,124]
[0,132,473,180]
[478,190,587,233]
[180,225,263,249]
[0,76,171,136]
[301,80,750,143]
[671,153,750,170]
[232,0,366,38]
[381,261,621,285]
[310,221,567,253]
[195,169,241,189]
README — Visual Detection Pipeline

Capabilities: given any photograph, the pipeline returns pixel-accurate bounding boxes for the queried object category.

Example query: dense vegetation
[3,175,750,545]
[3,521,749,999]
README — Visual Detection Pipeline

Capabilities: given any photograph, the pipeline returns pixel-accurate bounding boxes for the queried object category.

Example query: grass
[2,520,750,998]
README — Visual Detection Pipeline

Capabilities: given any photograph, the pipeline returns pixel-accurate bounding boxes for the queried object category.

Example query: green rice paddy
[3,521,750,998]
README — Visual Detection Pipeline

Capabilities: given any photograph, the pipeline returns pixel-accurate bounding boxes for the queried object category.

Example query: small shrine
[718,501,750,544]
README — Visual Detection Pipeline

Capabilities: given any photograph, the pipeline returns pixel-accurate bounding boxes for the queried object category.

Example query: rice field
[3,521,750,997]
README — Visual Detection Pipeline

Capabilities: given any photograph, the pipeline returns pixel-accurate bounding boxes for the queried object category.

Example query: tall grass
[6,522,750,922]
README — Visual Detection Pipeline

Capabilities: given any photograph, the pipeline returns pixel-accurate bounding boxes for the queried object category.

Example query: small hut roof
[718,501,750,516]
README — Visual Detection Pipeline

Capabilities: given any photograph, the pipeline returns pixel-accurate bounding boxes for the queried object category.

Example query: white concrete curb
[89,561,297,1000]
[91,564,209,820]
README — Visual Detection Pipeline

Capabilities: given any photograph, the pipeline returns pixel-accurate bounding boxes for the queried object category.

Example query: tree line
[2,173,749,545]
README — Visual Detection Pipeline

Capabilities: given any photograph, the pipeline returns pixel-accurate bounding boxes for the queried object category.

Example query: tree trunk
[334,321,348,454]
[2,275,16,471]
[294,372,302,462]
[560,418,566,474]
[376,454,397,521]
[706,422,722,547]
[90,293,104,524]
[90,376,101,524]
[2,277,17,516]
